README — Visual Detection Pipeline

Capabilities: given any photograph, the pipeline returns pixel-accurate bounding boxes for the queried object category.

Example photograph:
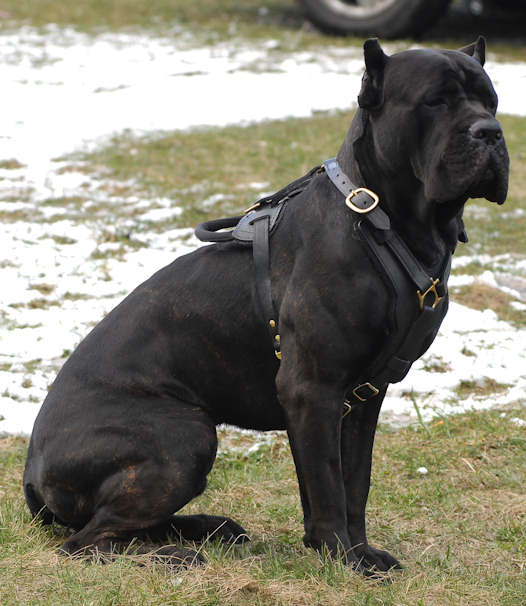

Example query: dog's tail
[24,482,54,525]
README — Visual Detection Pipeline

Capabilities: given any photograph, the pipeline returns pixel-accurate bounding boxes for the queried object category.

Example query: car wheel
[296,0,452,38]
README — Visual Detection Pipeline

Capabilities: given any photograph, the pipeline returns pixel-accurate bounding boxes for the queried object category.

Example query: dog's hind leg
[145,514,250,545]
[56,409,221,567]
[59,508,206,568]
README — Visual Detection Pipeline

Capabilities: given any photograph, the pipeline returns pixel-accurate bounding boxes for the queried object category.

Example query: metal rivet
[275,335,280,343]
[269,320,276,328]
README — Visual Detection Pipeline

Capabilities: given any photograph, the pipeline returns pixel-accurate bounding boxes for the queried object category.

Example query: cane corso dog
[24,38,508,573]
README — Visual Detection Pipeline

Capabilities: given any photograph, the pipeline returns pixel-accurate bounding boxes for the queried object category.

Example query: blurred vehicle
[296,0,526,38]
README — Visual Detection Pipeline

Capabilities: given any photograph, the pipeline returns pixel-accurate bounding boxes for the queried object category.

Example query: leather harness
[195,159,451,407]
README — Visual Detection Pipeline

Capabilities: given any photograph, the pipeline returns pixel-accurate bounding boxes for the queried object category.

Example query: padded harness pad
[232,205,284,242]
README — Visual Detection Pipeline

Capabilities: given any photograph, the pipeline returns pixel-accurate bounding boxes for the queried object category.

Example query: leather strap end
[367,210,390,231]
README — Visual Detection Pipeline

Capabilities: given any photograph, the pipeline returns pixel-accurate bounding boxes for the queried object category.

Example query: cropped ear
[459,35,485,67]
[358,38,389,110]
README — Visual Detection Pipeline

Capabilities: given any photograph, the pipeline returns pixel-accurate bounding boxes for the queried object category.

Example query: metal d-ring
[417,278,444,311]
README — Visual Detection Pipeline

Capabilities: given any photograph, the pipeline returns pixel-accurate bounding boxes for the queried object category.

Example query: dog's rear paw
[213,517,250,544]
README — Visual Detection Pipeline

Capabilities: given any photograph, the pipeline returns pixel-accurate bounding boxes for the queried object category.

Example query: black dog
[24,38,508,573]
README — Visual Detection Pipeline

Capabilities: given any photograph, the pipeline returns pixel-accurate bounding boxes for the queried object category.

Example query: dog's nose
[469,118,503,144]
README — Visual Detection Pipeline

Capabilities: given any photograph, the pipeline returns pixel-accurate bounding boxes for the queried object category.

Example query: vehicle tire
[491,0,526,11]
[296,0,452,38]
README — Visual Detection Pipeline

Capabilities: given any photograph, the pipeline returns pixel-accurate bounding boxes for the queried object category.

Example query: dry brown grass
[1,407,525,605]
[451,282,523,326]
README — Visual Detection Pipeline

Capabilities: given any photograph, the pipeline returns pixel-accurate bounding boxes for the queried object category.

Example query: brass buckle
[417,278,443,310]
[352,382,380,402]
[244,201,262,214]
[345,188,380,214]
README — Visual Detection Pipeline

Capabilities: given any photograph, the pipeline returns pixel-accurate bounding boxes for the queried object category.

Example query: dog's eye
[423,97,448,109]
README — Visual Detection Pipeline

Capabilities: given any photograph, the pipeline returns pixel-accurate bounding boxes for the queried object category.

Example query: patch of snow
[382,302,526,427]
[486,60,526,117]
[449,274,475,288]
[245,182,270,191]
[0,398,42,437]
[1,27,525,439]
[201,193,228,208]
[140,206,183,222]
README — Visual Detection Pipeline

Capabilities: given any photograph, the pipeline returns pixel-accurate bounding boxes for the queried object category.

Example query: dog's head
[356,37,509,207]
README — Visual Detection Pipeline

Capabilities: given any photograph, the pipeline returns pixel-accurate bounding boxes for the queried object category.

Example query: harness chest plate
[195,159,452,403]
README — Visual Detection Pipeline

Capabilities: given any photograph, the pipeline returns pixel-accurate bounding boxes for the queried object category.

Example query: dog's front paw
[351,543,402,573]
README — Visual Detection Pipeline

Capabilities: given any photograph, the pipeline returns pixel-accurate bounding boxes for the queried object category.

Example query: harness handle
[194,216,242,242]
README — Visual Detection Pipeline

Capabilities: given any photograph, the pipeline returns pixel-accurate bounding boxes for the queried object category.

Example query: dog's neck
[337,110,464,276]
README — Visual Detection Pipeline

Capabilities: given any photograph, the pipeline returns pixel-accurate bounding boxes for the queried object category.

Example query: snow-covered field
[1,27,525,437]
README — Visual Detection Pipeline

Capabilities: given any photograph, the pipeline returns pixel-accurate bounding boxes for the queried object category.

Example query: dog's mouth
[438,135,509,205]
[466,162,508,204]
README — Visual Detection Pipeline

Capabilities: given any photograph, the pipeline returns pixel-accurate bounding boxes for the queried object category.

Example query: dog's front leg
[340,389,402,572]
[278,379,356,562]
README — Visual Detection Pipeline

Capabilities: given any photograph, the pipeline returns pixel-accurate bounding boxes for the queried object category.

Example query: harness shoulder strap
[324,158,452,405]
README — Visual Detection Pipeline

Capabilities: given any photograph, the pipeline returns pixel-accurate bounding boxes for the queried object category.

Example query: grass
[55,111,526,329]
[60,111,350,228]
[2,1,526,61]
[2,4,526,603]
[0,0,312,46]
[1,408,525,605]
[455,377,510,399]
[0,159,25,170]
[64,112,525,221]
[451,282,525,327]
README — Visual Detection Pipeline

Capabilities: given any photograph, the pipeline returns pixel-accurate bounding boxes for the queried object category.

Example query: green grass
[60,111,351,228]
[2,5,526,602]
[1,408,525,605]
[2,0,526,61]
[0,0,309,45]
[55,111,526,328]
[63,112,525,228]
